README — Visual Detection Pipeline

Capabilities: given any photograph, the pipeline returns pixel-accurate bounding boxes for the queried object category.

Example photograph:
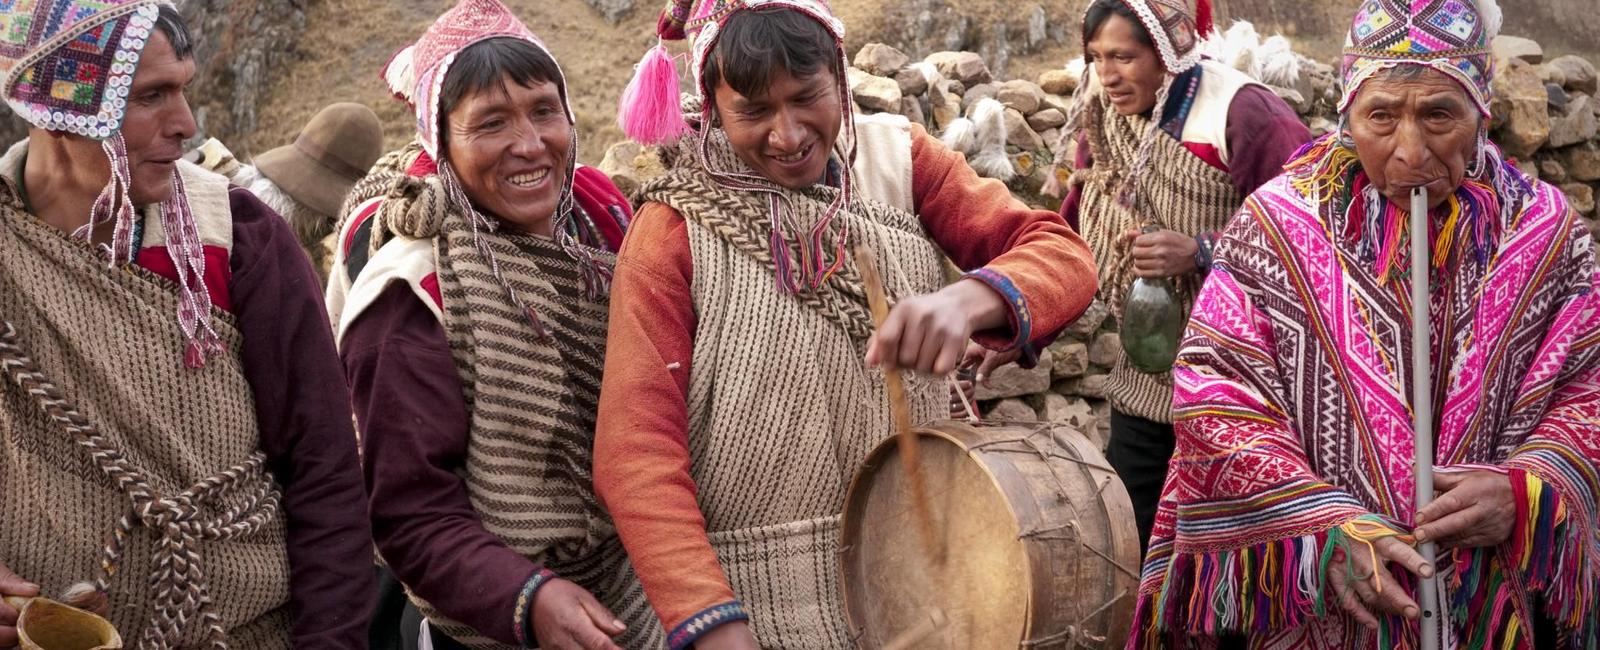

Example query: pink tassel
[618,44,688,145]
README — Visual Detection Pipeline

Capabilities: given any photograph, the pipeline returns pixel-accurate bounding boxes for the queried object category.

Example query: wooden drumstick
[855,244,943,564]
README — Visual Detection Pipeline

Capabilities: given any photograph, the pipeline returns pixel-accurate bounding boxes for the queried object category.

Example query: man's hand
[1326,535,1433,629]
[866,280,1007,376]
[1124,229,1198,279]
[1414,470,1516,549]
[530,579,625,650]
[0,562,40,649]
[692,620,758,650]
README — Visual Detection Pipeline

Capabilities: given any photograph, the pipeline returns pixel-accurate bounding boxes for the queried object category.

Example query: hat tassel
[1195,0,1215,38]
[619,43,689,145]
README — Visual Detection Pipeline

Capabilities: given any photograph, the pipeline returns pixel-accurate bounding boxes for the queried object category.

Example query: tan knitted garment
[639,130,946,648]
[1076,95,1244,423]
[0,164,291,649]
[363,172,664,649]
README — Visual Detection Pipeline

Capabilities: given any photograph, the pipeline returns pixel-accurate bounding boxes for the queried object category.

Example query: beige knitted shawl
[638,130,946,647]
[362,168,664,649]
[1076,95,1244,423]
[0,167,291,649]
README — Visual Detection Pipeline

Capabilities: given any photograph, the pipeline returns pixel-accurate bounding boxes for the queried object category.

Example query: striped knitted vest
[1077,92,1245,423]
[0,151,292,649]
[639,120,946,648]
[339,187,665,648]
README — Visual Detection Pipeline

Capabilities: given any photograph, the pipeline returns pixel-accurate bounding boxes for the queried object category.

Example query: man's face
[77,30,196,206]
[712,65,842,190]
[1347,68,1480,211]
[1086,13,1165,116]
[443,77,573,235]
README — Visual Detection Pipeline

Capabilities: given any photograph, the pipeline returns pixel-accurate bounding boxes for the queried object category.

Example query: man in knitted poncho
[0,1,373,648]
[594,0,1099,648]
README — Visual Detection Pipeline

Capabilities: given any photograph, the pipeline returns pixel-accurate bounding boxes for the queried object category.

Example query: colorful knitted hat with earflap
[1281,0,1524,285]
[1340,0,1498,117]
[1052,0,1214,211]
[620,0,857,294]
[390,0,611,322]
[1,0,225,368]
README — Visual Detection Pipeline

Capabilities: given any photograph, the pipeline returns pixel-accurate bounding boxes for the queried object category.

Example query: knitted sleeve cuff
[963,267,1033,352]
[667,601,748,650]
[513,568,559,647]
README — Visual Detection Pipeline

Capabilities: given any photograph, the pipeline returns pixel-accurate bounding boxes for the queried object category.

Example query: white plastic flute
[1410,187,1442,650]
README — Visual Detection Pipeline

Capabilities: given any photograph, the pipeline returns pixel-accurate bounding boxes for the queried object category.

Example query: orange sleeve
[908,123,1099,352]
[593,202,746,648]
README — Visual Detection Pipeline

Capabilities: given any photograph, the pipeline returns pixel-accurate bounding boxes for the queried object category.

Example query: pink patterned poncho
[1130,135,1600,650]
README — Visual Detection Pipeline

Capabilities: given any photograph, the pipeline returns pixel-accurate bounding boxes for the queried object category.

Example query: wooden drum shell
[839,421,1140,649]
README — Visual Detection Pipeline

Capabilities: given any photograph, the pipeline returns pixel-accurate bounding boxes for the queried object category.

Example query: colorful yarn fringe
[1280,133,1524,287]
[1446,469,1598,649]
[1130,516,1427,649]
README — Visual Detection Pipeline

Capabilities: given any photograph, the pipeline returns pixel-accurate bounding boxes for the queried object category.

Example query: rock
[1563,183,1597,216]
[1539,64,1569,89]
[1039,68,1079,96]
[1492,60,1552,158]
[1539,157,1570,183]
[848,68,903,113]
[961,82,1000,113]
[1551,55,1599,95]
[1034,393,1094,429]
[1089,331,1121,368]
[997,80,1046,115]
[1049,342,1089,379]
[1269,85,1312,115]
[1003,108,1045,152]
[1060,374,1109,400]
[974,352,1052,400]
[1064,299,1110,339]
[583,0,635,22]
[1027,4,1048,49]
[1027,107,1066,132]
[926,51,992,86]
[854,43,910,78]
[929,80,964,131]
[1548,84,1571,110]
[1307,116,1336,138]
[1041,128,1063,156]
[1563,142,1600,182]
[900,96,926,126]
[985,398,1038,423]
[597,140,667,200]
[1514,158,1541,181]
[1090,400,1112,449]
[1492,35,1544,65]
[1042,93,1073,115]
[1549,94,1598,148]
[894,67,929,98]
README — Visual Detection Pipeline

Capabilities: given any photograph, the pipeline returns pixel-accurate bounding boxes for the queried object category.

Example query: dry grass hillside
[233,0,1600,164]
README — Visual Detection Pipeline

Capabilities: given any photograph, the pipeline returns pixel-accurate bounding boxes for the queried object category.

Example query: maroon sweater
[213,189,375,648]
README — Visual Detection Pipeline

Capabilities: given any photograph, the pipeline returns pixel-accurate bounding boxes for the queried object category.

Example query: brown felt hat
[255,102,385,218]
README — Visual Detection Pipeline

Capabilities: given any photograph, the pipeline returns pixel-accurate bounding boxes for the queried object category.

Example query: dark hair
[701,8,842,102]
[438,37,567,126]
[155,5,195,60]
[1082,0,1154,50]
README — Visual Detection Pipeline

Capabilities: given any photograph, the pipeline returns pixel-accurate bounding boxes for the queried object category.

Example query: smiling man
[595,1,1097,648]
[0,1,373,648]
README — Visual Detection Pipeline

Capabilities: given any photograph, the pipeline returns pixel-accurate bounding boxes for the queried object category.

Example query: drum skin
[839,421,1140,649]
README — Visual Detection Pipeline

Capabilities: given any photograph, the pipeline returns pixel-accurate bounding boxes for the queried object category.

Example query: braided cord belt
[0,320,282,649]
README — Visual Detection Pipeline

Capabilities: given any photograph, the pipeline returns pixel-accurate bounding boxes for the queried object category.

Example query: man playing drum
[593,0,1098,647]
[1133,0,1600,647]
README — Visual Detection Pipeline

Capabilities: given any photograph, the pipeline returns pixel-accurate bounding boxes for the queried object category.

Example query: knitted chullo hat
[1281,0,1521,284]
[620,0,857,294]
[1340,0,1499,117]
[1053,0,1214,211]
[1,0,223,368]
[382,0,611,325]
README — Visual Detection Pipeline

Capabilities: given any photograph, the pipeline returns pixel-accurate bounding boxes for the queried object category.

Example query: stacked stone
[1490,36,1600,229]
